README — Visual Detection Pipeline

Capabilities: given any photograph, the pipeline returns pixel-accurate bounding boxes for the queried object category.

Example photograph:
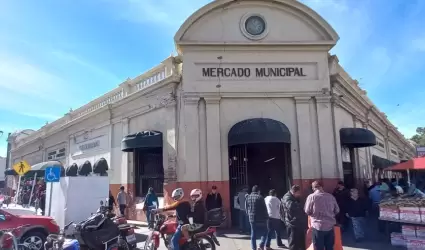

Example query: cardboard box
[380,206,400,220]
[391,232,406,247]
[400,207,421,222]
[402,225,417,237]
[406,237,425,249]
[416,226,425,238]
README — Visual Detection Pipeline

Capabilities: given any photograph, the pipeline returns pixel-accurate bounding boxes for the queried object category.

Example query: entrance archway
[228,118,292,226]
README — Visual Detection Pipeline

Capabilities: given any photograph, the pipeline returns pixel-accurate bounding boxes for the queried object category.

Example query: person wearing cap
[206,185,223,211]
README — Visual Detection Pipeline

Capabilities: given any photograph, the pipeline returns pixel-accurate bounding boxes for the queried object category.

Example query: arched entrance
[228,118,292,226]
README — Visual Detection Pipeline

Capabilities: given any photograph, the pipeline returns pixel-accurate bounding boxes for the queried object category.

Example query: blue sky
[1,0,425,157]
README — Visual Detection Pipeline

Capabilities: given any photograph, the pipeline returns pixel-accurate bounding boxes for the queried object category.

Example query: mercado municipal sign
[202,67,307,78]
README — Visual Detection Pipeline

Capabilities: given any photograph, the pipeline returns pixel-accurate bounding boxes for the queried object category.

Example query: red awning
[386,157,425,171]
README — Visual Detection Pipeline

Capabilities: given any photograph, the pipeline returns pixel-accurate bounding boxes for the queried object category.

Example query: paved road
[134,227,397,250]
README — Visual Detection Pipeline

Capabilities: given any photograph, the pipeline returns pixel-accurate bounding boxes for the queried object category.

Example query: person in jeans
[346,188,368,242]
[237,186,249,233]
[304,181,339,250]
[246,185,269,250]
[282,185,307,250]
[117,186,128,216]
[264,189,286,248]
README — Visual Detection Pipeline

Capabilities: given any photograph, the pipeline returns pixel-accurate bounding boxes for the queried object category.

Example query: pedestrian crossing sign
[13,160,31,176]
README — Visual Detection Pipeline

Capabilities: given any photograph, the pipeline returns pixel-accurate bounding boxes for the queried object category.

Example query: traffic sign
[45,166,61,182]
[13,160,31,176]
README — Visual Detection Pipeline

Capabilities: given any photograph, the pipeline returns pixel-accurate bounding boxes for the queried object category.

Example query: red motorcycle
[144,208,225,250]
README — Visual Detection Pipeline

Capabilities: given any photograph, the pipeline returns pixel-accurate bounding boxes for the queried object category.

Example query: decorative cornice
[204,96,221,105]
[315,95,332,103]
[184,96,200,105]
[294,96,311,104]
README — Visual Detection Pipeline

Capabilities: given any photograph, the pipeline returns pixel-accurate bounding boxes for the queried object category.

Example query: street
[134,227,398,250]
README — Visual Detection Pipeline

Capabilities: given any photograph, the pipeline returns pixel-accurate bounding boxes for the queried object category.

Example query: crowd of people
[235,180,383,250]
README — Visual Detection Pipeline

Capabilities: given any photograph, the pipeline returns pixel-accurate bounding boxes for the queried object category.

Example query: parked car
[0,208,60,250]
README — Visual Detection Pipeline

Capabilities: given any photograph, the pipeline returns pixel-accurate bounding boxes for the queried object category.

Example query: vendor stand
[379,157,425,248]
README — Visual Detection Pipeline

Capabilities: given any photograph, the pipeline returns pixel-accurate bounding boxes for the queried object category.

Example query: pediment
[175,0,339,50]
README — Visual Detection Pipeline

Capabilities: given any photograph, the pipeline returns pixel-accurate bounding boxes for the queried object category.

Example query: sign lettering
[202,67,307,78]
[79,140,100,151]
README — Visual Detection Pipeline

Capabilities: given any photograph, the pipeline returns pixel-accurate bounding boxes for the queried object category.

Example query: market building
[6,0,416,223]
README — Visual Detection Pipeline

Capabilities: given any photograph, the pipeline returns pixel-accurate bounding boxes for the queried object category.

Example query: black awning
[372,155,397,169]
[121,130,163,152]
[340,128,376,148]
[228,118,291,146]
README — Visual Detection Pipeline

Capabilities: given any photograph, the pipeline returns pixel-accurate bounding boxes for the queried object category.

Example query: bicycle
[0,224,31,250]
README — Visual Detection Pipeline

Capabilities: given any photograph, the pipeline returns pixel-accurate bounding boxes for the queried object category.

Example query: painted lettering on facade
[202,67,307,78]
[79,140,100,151]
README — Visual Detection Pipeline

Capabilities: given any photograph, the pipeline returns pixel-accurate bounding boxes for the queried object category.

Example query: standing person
[205,185,222,211]
[144,187,159,228]
[346,188,368,242]
[246,185,269,250]
[282,185,307,250]
[305,181,339,250]
[237,186,249,233]
[117,186,128,217]
[108,190,116,212]
[332,181,349,230]
[264,189,286,248]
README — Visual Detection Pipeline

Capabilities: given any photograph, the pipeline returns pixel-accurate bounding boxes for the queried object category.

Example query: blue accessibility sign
[45,166,61,182]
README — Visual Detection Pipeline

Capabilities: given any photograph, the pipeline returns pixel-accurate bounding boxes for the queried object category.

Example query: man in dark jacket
[333,181,350,229]
[246,185,269,250]
[205,185,222,211]
[282,185,307,250]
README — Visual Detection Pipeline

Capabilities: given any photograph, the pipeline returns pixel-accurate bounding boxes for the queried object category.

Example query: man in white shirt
[264,189,285,248]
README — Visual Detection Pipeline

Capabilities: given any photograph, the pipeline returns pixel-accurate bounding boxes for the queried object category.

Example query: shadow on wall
[65,158,109,177]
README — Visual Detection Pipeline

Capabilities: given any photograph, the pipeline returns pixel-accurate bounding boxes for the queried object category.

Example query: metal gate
[135,149,164,196]
[229,144,248,194]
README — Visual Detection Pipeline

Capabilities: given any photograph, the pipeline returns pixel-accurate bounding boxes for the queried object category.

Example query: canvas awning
[386,157,425,171]
[340,128,377,148]
[121,130,163,152]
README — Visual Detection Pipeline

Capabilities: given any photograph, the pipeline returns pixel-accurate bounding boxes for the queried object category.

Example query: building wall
[0,156,5,182]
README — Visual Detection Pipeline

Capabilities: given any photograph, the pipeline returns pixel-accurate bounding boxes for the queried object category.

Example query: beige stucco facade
[7,0,416,221]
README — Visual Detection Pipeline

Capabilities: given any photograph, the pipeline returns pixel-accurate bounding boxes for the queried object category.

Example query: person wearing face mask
[282,185,307,250]
[205,185,222,211]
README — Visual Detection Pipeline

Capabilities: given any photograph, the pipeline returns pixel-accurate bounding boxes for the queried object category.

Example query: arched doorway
[228,118,292,226]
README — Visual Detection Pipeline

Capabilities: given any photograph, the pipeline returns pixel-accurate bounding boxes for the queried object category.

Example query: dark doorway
[228,118,292,227]
[134,147,164,197]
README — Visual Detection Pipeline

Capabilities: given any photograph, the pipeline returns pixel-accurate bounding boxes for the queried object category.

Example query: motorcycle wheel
[194,235,215,250]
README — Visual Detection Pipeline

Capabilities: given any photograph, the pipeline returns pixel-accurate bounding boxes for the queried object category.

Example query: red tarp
[386,157,425,171]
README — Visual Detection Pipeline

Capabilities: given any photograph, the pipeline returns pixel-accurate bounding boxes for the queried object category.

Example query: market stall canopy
[121,130,163,152]
[228,118,291,146]
[386,157,425,171]
[339,128,376,148]
[372,155,397,169]
[4,161,65,177]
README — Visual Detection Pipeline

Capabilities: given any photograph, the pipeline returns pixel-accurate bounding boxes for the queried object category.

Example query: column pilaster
[183,96,200,182]
[205,97,222,181]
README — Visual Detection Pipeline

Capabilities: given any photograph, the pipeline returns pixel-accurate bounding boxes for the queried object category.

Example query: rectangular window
[391,148,398,156]
[47,148,66,160]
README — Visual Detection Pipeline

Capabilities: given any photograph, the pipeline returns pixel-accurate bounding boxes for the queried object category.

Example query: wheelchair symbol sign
[45,167,61,182]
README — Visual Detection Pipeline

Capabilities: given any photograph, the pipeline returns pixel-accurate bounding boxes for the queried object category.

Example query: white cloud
[51,50,121,83]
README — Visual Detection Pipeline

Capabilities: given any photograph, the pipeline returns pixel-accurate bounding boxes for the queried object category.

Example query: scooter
[145,208,225,250]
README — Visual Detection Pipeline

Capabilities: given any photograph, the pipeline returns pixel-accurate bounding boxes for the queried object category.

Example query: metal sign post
[28,172,38,209]
[44,166,61,216]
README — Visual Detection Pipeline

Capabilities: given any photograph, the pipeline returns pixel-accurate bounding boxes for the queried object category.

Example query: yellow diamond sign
[13,160,31,176]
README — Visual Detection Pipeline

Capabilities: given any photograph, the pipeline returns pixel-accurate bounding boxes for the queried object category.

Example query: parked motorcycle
[98,200,138,249]
[144,208,225,250]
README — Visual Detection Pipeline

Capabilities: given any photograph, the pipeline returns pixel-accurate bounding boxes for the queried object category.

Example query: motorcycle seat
[118,224,132,230]
[189,226,208,235]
